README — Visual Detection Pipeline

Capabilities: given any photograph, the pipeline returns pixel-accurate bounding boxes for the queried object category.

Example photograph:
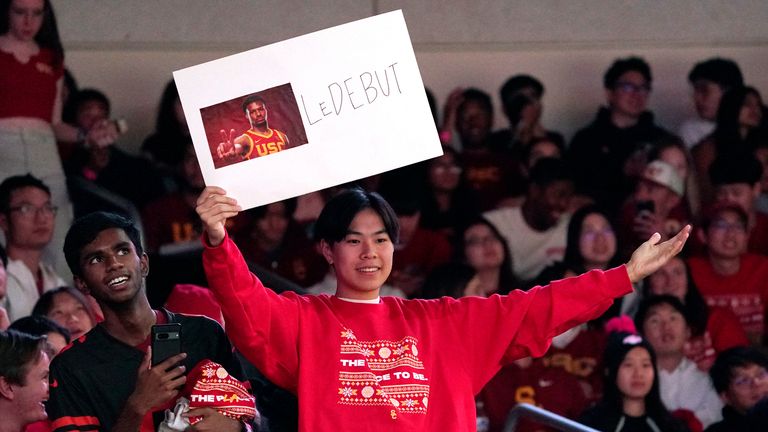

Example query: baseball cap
[642,160,684,197]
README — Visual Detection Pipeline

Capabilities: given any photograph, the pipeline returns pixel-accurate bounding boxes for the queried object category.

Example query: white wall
[53,1,768,152]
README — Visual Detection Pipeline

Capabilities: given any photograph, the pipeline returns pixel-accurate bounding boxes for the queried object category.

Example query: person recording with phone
[617,160,689,260]
[46,212,256,432]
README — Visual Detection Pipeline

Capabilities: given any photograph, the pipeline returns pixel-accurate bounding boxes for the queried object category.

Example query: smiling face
[616,346,655,401]
[9,350,50,425]
[6,0,44,42]
[703,210,748,260]
[321,208,393,300]
[74,228,148,309]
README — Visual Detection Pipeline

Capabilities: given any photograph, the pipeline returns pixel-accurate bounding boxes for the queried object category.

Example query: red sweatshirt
[203,234,632,431]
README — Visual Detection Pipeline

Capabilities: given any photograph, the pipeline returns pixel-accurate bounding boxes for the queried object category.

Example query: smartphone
[636,200,655,214]
[151,323,182,367]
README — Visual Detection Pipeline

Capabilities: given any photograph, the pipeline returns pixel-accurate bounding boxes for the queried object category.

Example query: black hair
[527,157,573,187]
[562,205,620,273]
[457,88,493,118]
[635,295,692,336]
[242,94,267,113]
[0,0,63,67]
[641,258,709,337]
[420,263,476,299]
[454,216,517,294]
[709,151,763,187]
[154,79,184,136]
[0,329,46,385]
[710,346,768,394]
[0,242,6,267]
[688,58,744,90]
[600,331,675,425]
[0,174,51,213]
[32,286,97,327]
[313,187,399,245]
[713,86,763,155]
[249,198,298,221]
[62,88,111,125]
[9,315,70,345]
[500,74,544,100]
[604,56,652,89]
[64,211,143,277]
[500,74,544,119]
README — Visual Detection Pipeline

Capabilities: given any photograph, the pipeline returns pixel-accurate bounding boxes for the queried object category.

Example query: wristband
[439,129,452,144]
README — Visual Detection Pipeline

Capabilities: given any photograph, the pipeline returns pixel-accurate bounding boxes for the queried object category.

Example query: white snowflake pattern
[338,387,357,397]
[340,329,356,340]
[361,348,374,357]
[202,368,216,378]
[402,399,419,407]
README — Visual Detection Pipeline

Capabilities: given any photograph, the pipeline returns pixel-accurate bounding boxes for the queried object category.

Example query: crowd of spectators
[1,0,768,431]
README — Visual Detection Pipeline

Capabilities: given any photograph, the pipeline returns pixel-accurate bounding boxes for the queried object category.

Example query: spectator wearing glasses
[688,204,768,345]
[568,56,671,216]
[0,174,66,322]
[706,347,768,432]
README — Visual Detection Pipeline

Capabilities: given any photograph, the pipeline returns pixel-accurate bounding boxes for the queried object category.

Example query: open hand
[196,186,241,247]
[625,225,691,283]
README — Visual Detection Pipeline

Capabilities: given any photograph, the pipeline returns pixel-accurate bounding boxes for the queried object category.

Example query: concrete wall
[53,1,768,152]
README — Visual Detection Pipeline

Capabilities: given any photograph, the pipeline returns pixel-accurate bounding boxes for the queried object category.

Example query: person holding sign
[217,95,290,162]
[197,185,690,430]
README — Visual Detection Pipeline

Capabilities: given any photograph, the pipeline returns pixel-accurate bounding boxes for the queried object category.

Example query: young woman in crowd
[454,217,517,297]
[32,286,97,340]
[579,331,690,432]
[534,205,621,290]
[644,256,748,371]
[692,86,765,204]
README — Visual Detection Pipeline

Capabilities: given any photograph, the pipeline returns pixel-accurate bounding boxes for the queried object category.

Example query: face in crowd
[321,208,393,300]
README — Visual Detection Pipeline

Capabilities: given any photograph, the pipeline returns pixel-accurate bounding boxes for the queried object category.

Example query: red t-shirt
[688,254,768,344]
[0,48,62,121]
[685,306,749,371]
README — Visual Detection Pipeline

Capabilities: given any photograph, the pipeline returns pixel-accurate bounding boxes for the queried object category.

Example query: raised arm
[625,225,691,283]
[196,186,242,246]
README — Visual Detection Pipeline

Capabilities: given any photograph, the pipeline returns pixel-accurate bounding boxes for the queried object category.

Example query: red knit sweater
[203,234,632,431]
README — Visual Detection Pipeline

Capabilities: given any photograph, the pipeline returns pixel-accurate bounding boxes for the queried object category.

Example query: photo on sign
[200,83,308,169]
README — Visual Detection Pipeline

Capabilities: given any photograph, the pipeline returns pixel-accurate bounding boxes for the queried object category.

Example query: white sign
[173,10,441,210]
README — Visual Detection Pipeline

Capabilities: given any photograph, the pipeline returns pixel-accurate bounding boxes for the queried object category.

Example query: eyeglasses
[710,220,746,233]
[8,203,58,217]
[614,81,651,95]
[732,369,768,388]
[433,164,462,174]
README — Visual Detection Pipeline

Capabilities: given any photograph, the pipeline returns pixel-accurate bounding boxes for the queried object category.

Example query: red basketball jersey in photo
[242,128,289,159]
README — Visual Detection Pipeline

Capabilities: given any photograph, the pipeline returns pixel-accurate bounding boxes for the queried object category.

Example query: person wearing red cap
[197,185,690,431]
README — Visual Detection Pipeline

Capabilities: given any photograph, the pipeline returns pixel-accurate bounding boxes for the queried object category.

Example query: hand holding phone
[151,323,182,367]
